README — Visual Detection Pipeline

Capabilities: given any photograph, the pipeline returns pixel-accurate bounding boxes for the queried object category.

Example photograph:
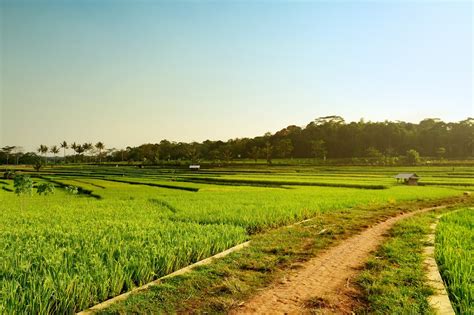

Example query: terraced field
[0,165,473,313]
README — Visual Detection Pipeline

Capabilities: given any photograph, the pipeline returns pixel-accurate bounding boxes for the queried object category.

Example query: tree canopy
[111,117,473,163]
[1,117,472,165]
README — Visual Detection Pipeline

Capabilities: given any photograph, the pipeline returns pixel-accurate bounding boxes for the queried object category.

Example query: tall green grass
[435,208,473,314]
[0,166,468,313]
[0,191,247,314]
[358,214,435,314]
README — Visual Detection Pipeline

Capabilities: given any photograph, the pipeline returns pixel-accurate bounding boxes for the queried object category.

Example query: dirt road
[232,206,444,314]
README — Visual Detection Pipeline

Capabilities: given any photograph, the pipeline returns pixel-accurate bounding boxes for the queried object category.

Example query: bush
[406,149,421,165]
[37,183,55,196]
[65,185,79,195]
[14,175,33,196]
[3,170,15,179]
[33,160,43,172]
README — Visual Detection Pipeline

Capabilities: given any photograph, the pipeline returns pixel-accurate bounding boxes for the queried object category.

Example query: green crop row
[104,177,200,192]
[40,177,102,199]
[435,208,473,314]
[178,176,388,190]
[0,190,247,314]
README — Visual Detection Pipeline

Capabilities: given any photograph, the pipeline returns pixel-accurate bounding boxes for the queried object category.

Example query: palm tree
[95,142,105,163]
[82,143,93,163]
[37,145,48,164]
[60,141,68,160]
[50,145,60,164]
[76,145,85,162]
[70,142,78,163]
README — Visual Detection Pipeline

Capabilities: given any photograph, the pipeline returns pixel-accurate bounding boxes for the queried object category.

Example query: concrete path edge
[424,213,456,315]
[77,241,251,314]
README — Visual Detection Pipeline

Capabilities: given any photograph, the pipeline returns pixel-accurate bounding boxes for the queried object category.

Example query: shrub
[3,170,15,179]
[33,160,43,172]
[37,183,55,196]
[65,185,79,195]
[406,149,420,165]
[14,175,33,196]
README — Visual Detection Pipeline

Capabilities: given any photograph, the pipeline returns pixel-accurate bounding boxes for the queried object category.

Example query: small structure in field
[189,164,200,171]
[394,173,420,185]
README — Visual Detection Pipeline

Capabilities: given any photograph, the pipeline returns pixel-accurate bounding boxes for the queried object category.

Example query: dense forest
[1,116,473,165]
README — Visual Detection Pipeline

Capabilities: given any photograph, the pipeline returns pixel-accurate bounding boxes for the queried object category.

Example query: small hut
[394,173,420,185]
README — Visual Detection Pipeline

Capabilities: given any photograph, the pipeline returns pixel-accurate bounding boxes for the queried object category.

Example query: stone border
[424,214,456,315]
[77,241,251,314]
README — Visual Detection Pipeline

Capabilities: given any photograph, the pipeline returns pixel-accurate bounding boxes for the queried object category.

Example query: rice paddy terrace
[1,164,473,313]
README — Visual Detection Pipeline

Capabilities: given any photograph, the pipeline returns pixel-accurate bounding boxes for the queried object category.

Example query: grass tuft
[357,214,435,314]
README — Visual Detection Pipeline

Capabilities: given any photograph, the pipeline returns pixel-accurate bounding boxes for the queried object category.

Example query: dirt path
[232,206,444,315]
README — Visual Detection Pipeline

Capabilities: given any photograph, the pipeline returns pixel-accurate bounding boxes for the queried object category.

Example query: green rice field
[436,208,474,314]
[1,165,473,313]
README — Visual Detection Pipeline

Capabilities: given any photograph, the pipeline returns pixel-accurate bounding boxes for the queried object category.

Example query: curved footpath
[232,206,446,314]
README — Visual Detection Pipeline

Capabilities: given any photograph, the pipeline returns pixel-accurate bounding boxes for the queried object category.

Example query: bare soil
[232,206,443,315]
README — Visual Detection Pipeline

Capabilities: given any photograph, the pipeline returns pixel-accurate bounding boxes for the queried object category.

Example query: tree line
[1,116,473,166]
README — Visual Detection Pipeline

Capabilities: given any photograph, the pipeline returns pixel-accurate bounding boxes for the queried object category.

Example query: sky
[0,0,472,151]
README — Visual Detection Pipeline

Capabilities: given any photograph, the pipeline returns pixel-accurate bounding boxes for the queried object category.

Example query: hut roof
[394,173,419,179]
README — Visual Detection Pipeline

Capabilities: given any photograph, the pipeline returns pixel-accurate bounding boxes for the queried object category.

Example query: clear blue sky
[1,0,472,151]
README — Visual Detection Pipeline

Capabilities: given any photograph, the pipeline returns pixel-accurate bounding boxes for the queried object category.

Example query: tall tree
[275,139,294,158]
[436,147,446,159]
[1,146,16,165]
[250,146,260,163]
[263,142,273,164]
[222,149,233,164]
[95,142,105,163]
[406,149,420,165]
[75,145,85,161]
[50,145,60,164]
[82,143,93,162]
[186,145,200,163]
[310,140,327,160]
[60,141,68,159]
[12,147,24,165]
[70,142,78,163]
[37,145,49,164]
